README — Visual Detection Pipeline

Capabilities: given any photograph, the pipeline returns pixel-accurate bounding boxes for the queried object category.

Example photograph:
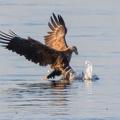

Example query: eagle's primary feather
[44,13,78,63]
[44,13,68,51]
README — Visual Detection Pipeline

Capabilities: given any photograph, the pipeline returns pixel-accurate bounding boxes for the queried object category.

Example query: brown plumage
[0,13,78,80]
[44,13,78,63]
[44,13,67,50]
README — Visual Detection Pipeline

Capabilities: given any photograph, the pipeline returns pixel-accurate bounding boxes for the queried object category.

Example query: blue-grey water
[0,0,120,120]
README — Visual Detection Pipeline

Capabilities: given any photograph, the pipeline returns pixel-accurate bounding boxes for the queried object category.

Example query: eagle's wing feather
[44,13,68,51]
[0,30,59,66]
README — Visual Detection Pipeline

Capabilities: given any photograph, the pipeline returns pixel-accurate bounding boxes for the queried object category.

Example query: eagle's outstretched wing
[44,13,68,50]
[0,30,60,66]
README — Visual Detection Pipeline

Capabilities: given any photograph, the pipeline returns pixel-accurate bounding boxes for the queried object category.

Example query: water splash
[66,60,99,81]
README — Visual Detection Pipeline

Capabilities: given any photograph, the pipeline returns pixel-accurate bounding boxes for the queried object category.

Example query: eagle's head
[68,46,78,55]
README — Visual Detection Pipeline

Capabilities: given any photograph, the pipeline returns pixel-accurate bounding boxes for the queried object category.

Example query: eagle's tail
[43,70,62,80]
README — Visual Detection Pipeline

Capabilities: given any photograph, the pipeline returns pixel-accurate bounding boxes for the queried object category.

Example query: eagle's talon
[42,76,48,80]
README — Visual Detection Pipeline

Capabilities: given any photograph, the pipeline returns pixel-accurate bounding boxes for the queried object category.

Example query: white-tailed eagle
[0,13,78,80]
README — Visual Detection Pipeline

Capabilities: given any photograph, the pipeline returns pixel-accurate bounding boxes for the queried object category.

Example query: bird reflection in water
[18,79,71,90]
[51,80,71,89]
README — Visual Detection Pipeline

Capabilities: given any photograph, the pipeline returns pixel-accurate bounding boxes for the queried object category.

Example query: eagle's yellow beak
[75,50,78,55]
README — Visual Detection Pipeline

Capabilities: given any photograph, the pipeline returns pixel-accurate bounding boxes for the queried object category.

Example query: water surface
[0,0,120,119]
